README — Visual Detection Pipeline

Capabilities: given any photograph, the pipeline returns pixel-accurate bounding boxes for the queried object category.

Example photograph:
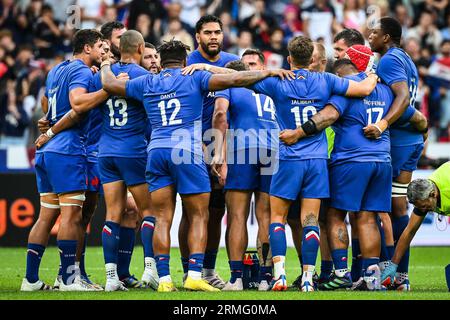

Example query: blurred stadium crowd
[1,0,450,153]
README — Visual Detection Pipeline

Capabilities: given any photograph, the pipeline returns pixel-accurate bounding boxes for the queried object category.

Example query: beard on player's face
[111,43,121,60]
[200,40,222,57]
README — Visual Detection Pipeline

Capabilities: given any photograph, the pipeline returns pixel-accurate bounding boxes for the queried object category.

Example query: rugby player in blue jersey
[178,15,240,289]
[21,29,108,292]
[249,36,379,292]
[281,57,394,291]
[212,52,278,291]
[368,17,428,291]
[287,42,334,289]
[99,39,294,292]
[35,31,158,292]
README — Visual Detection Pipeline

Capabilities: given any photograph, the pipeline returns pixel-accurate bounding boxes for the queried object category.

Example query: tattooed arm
[279,104,340,145]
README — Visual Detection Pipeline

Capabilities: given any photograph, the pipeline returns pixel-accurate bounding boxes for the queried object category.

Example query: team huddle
[20,14,433,293]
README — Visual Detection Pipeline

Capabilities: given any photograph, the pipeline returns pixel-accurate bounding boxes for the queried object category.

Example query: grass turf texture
[0,247,449,300]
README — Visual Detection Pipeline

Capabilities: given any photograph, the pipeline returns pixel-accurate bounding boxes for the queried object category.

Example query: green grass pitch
[0,246,449,300]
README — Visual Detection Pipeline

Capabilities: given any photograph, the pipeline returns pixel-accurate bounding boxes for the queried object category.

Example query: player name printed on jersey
[125,68,213,164]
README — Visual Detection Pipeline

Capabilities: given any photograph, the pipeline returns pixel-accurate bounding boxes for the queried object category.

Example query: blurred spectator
[135,14,158,45]
[0,0,26,42]
[241,0,277,48]
[45,0,76,23]
[0,29,15,69]
[343,0,366,32]
[229,29,253,57]
[440,11,450,40]
[76,0,106,29]
[0,79,31,148]
[280,4,303,45]
[172,0,206,29]
[33,4,62,60]
[162,2,194,37]
[104,5,118,23]
[302,0,342,47]
[237,0,256,22]
[262,28,289,70]
[127,0,164,36]
[219,11,238,50]
[160,18,194,50]
[395,3,413,38]
[412,0,449,27]
[407,10,443,55]
[112,0,132,23]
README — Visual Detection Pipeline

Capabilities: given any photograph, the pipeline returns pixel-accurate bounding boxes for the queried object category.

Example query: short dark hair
[157,39,190,67]
[119,30,144,54]
[379,17,402,46]
[242,48,265,64]
[441,39,450,47]
[100,21,125,41]
[288,36,314,67]
[18,44,34,53]
[72,29,103,54]
[333,29,365,46]
[195,15,223,33]
[333,58,357,73]
[145,42,156,50]
[41,4,53,13]
[225,60,248,71]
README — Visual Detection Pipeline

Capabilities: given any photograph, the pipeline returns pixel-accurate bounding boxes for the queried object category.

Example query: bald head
[119,30,145,55]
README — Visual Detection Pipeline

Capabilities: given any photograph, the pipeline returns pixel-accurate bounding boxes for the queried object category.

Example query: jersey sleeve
[125,75,148,102]
[325,73,350,96]
[249,77,278,97]
[327,94,350,115]
[402,105,416,122]
[69,66,93,92]
[377,54,408,86]
[215,89,230,101]
[89,73,101,92]
[196,70,213,93]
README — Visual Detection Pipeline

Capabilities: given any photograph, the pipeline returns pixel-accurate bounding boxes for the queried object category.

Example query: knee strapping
[59,193,85,208]
[392,182,408,197]
[40,193,60,209]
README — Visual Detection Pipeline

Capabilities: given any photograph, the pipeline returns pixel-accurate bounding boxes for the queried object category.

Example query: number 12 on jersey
[158,98,182,126]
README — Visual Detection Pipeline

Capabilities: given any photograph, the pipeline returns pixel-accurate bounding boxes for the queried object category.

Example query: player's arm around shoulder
[345,72,378,97]
[279,104,340,145]
[181,63,237,75]
[207,69,295,91]
[100,60,128,97]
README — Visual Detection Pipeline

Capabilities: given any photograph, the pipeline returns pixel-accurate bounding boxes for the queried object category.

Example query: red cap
[345,45,375,72]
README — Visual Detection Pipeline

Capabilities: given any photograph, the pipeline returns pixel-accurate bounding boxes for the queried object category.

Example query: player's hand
[217,162,227,186]
[363,119,388,139]
[279,128,304,145]
[365,71,379,82]
[35,133,51,149]
[90,66,99,74]
[181,63,207,75]
[37,116,50,134]
[210,154,223,178]
[380,260,398,287]
[116,72,129,80]
[268,69,296,80]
